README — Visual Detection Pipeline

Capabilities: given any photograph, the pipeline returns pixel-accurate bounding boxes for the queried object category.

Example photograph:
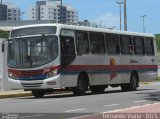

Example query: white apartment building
[5,2,21,21]
[28,0,78,24]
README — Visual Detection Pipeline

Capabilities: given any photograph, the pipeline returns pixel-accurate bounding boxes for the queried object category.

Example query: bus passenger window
[133,37,145,55]
[105,34,120,55]
[144,38,154,55]
[60,36,76,67]
[89,32,105,54]
[120,35,133,55]
[75,31,89,54]
[61,36,75,56]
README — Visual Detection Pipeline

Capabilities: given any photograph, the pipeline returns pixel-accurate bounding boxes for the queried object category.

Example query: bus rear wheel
[72,74,88,96]
[121,73,138,92]
[32,90,45,98]
[90,86,105,94]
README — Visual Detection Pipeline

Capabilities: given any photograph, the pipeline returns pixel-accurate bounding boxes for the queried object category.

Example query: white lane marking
[19,114,44,119]
[103,104,120,107]
[64,108,86,113]
[1,98,66,106]
[33,98,65,103]
[133,100,147,103]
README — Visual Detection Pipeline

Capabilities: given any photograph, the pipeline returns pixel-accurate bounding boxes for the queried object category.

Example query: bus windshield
[8,35,58,68]
[10,26,57,38]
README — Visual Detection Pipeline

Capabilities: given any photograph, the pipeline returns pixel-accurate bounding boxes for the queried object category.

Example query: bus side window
[60,36,76,67]
[120,35,133,55]
[144,37,154,56]
[133,37,145,55]
[116,45,120,54]
[89,32,105,54]
[61,36,75,56]
[75,31,89,55]
[105,34,120,55]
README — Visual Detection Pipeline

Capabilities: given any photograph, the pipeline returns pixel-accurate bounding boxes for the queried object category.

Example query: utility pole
[1,0,2,4]
[140,15,147,33]
[116,1,123,30]
[124,0,127,31]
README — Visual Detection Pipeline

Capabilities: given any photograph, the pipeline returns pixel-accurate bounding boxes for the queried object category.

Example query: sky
[3,0,160,34]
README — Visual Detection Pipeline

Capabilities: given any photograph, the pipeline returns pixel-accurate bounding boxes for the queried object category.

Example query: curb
[0,91,71,99]
[140,82,160,85]
[0,92,32,99]
[140,82,150,84]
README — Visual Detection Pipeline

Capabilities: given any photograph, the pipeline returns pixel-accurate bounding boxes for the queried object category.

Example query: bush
[0,30,10,39]
[155,34,160,52]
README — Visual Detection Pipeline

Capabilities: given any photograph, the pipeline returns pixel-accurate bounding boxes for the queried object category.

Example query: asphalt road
[0,83,160,119]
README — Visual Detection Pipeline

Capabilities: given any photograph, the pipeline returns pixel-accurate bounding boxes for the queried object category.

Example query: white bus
[7,24,157,98]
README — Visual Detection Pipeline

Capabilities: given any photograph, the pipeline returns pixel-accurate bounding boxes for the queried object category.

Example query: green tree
[0,30,10,39]
[155,34,160,52]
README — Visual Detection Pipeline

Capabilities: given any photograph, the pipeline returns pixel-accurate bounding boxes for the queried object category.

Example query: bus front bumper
[8,74,62,90]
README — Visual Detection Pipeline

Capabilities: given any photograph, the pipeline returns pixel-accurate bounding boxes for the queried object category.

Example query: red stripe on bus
[62,65,157,71]
[8,65,61,77]
[8,65,157,77]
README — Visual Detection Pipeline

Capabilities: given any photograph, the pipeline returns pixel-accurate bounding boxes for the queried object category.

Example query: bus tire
[32,90,45,98]
[121,73,138,91]
[72,74,88,96]
[90,86,105,94]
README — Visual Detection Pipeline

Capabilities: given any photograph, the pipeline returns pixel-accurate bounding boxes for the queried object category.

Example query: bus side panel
[89,55,110,86]
[120,55,132,84]
[107,56,121,85]
[121,55,145,84]
[61,75,78,88]
[61,55,122,87]
[139,39,157,82]
[139,56,157,82]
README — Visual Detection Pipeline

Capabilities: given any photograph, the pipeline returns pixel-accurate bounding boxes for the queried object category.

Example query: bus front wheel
[32,90,45,98]
[72,74,88,96]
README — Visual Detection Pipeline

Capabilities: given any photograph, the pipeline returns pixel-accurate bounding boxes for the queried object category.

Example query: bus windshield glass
[10,26,57,38]
[8,35,58,68]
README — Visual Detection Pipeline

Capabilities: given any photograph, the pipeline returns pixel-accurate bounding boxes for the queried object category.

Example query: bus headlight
[46,69,58,78]
[8,72,18,79]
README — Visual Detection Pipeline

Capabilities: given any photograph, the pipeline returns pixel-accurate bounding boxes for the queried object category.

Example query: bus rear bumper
[8,74,62,90]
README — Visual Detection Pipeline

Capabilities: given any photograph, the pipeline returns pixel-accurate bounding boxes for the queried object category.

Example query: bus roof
[12,23,154,38]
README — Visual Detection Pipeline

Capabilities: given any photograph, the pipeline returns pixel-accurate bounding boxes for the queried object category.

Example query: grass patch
[154,77,160,82]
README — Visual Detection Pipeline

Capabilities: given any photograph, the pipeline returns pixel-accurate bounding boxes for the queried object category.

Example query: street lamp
[124,0,127,31]
[140,15,147,33]
[116,1,123,30]
[20,12,25,20]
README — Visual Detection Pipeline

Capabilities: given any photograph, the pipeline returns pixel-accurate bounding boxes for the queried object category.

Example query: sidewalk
[78,103,160,119]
